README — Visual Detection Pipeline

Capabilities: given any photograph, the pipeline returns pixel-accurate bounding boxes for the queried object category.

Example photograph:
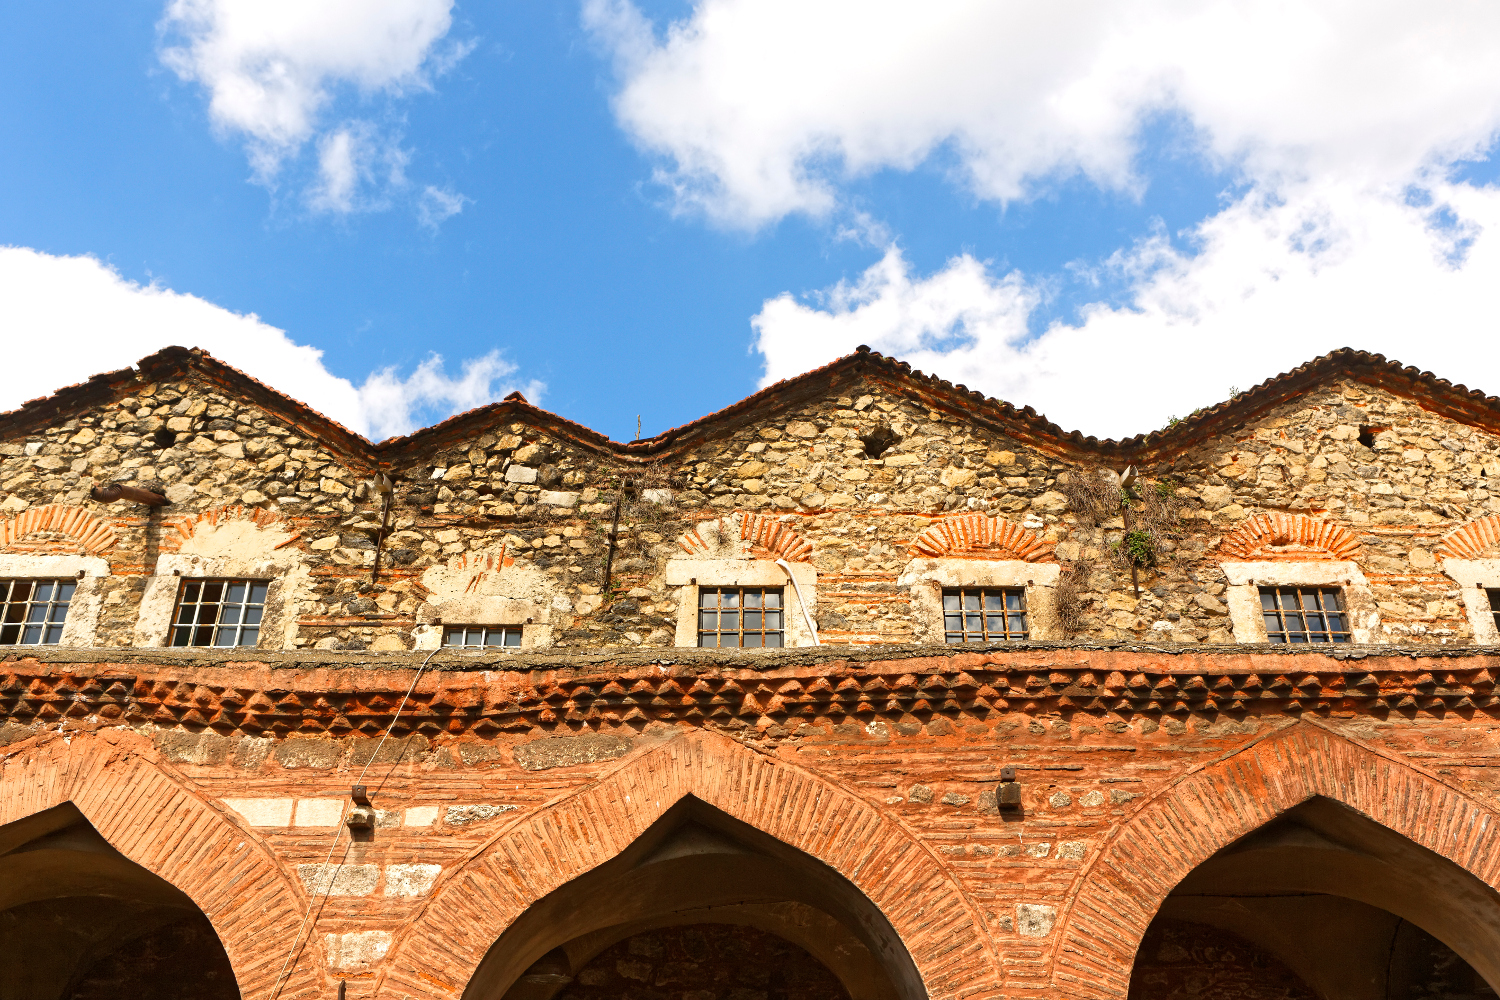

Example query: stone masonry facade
[1,346,1500,1000]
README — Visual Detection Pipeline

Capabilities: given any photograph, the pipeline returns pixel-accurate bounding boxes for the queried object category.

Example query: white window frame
[1440,559,1500,644]
[413,596,549,650]
[135,553,303,649]
[0,554,109,647]
[1220,561,1382,644]
[898,559,1062,643]
[665,559,818,648]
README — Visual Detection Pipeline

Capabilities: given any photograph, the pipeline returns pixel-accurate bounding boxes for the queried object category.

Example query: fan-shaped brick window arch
[1437,515,1500,644]
[667,513,819,647]
[1217,514,1381,644]
[900,515,1061,642]
[0,504,116,647]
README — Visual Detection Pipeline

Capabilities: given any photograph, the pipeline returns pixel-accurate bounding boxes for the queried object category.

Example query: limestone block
[505,464,538,484]
[384,863,443,898]
[1017,903,1058,938]
[299,864,379,896]
[222,797,294,827]
[324,930,391,969]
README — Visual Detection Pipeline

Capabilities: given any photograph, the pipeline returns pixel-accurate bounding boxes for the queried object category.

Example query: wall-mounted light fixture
[997,766,1022,810]
[346,785,376,831]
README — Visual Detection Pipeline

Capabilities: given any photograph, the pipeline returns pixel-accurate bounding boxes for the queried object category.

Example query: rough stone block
[299,864,380,897]
[514,733,633,771]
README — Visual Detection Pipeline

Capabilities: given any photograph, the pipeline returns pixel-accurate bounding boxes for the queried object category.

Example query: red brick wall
[0,647,1497,1000]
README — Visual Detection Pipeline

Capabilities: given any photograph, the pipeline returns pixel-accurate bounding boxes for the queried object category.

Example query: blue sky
[3,2,1499,442]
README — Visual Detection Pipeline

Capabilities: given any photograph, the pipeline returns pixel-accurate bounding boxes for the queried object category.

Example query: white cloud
[160,0,460,207]
[586,0,1500,227]
[307,122,411,214]
[753,174,1500,438]
[0,246,539,442]
[588,1,1500,435]
[417,185,470,231]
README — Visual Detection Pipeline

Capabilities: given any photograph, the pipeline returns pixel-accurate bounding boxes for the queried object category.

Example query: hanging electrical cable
[267,645,442,1000]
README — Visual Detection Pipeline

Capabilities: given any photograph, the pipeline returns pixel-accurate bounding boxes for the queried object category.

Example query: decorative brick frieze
[2,649,1495,736]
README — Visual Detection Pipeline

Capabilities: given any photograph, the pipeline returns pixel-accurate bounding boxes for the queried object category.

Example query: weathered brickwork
[3,346,1500,1000]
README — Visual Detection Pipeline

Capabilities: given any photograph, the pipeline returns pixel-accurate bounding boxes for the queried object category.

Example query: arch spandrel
[379,729,1001,1000]
[0,728,313,1000]
[1052,721,1500,999]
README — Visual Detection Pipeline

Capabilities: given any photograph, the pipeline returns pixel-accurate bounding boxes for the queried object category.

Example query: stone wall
[3,347,1500,655]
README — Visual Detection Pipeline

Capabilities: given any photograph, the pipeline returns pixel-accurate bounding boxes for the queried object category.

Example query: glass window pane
[744,591,761,608]
[721,633,741,647]
[764,632,782,648]
[33,582,53,601]
[944,614,962,632]
[943,593,960,610]
[986,614,1003,634]
[764,591,781,608]
[22,625,42,643]
[720,612,739,631]
[1309,633,1328,643]
[1332,633,1350,643]
[743,633,762,648]
[1288,632,1307,644]
[1305,613,1325,631]
[43,625,63,644]
[25,604,46,623]
[170,628,191,646]
[244,606,263,625]
[250,582,269,603]
[241,627,259,646]
[764,611,782,629]
[965,613,982,632]
[227,582,246,604]
[505,630,522,647]
[723,591,739,608]
[1260,591,1277,610]
[213,629,237,647]
[1263,613,1280,632]
[1279,591,1299,610]
[744,611,762,630]
[699,611,717,630]
[1268,633,1287,643]
[221,606,241,625]
[484,631,504,646]
[1008,614,1026,633]
[963,594,980,610]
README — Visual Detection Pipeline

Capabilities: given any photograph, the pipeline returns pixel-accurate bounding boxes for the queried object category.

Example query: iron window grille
[0,579,75,646]
[698,587,784,648]
[1259,586,1351,643]
[943,587,1029,643]
[443,626,523,648]
[169,579,268,647]
[1487,589,1500,635]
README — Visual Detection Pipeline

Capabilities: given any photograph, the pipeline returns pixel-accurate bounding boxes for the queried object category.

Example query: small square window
[443,626,523,648]
[698,587,784,648]
[1259,586,1351,644]
[0,579,76,646]
[942,587,1028,643]
[1487,589,1500,635]
[169,579,268,647]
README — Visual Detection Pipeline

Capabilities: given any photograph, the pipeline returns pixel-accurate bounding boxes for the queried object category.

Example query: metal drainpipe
[775,558,820,646]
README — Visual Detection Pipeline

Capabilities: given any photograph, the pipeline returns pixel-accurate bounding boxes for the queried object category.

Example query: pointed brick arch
[1438,514,1500,559]
[1219,512,1359,561]
[379,729,1000,1000]
[0,503,116,554]
[1052,722,1500,998]
[0,729,314,1000]
[909,514,1054,561]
